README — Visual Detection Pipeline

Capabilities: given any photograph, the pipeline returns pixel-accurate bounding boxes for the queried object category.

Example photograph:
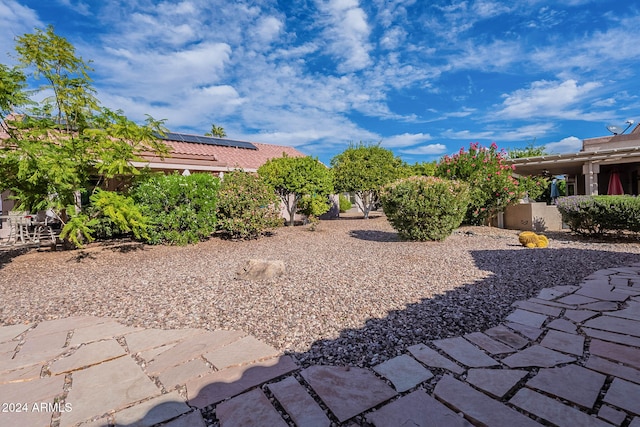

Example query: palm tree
[204,124,226,138]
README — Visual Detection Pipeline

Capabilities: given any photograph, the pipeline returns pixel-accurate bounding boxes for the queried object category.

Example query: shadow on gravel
[292,245,640,368]
[348,229,399,242]
[0,247,31,269]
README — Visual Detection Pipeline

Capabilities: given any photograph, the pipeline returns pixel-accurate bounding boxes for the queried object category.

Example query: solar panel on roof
[158,132,257,150]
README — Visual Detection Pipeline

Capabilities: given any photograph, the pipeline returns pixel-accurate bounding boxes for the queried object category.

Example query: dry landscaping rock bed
[2,214,640,368]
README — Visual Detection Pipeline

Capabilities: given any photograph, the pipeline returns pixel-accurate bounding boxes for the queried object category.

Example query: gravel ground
[2,213,640,368]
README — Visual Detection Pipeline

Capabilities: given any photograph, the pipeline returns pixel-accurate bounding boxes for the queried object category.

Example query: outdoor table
[0,213,35,245]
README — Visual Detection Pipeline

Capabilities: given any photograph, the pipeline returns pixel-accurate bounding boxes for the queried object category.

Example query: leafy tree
[331,143,407,219]
[0,26,168,246]
[508,141,547,159]
[258,155,333,226]
[410,161,437,176]
[205,124,226,138]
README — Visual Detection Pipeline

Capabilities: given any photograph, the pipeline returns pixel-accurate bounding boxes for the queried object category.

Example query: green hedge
[216,171,282,239]
[380,176,470,241]
[131,173,219,245]
[556,195,640,235]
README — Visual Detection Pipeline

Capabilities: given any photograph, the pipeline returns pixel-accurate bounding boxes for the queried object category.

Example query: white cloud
[544,136,582,154]
[316,0,373,73]
[497,79,602,120]
[400,143,447,155]
[0,0,42,64]
[382,132,433,148]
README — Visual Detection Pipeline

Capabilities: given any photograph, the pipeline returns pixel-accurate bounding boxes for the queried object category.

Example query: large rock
[237,259,285,281]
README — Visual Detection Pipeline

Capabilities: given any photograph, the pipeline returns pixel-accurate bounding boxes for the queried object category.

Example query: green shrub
[88,189,150,241]
[131,173,219,245]
[557,195,640,235]
[60,190,149,247]
[216,171,282,239]
[380,176,470,241]
[297,194,331,230]
[338,194,352,212]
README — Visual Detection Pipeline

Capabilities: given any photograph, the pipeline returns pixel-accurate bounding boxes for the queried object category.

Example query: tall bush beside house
[132,173,219,245]
[216,171,282,239]
[380,176,470,241]
[436,142,521,225]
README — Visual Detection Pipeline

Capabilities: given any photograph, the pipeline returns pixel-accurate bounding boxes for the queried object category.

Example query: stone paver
[186,355,297,408]
[583,327,640,347]
[510,388,612,427]
[432,337,498,368]
[536,285,579,300]
[608,301,640,321]
[525,364,606,408]
[216,388,288,427]
[513,300,563,317]
[49,339,126,374]
[0,377,73,427]
[502,345,576,368]
[269,376,331,427]
[584,315,640,338]
[203,335,278,369]
[162,410,208,427]
[433,375,540,427]
[407,344,465,374]
[484,325,529,349]
[0,363,42,384]
[67,320,140,346]
[463,332,515,355]
[603,378,640,415]
[582,301,621,311]
[300,365,395,422]
[146,330,246,374]
[372,354,433,392]
[123,328,205,353]
[365,390,472,427]
[564,309,597,323]
[589,339,640,370]
[540,329,585,356]
[547,318,578,333]
[157,358,212,389]
[505,308,548,328]
[465,368,527,398]
[113,390,191,426]
[585,355,640,384]
[576,286,629,302]
[61,356,161,427]
[557,294,599,305]
[504,321,544,341]
[598,405,628,426]
[0,323,32,343]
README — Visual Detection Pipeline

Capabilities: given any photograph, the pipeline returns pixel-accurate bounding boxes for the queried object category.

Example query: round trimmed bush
[380,176,470,241]
[216,171,282,239]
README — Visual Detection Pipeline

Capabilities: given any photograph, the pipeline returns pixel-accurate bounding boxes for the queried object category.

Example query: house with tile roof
[132,132,307,175]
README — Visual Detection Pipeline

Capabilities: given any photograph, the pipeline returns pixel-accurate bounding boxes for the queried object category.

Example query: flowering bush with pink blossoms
[435,142,523,225]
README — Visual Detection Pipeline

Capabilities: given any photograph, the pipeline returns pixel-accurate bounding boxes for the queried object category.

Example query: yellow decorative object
[518,231,537,245]
[518,231,549,248]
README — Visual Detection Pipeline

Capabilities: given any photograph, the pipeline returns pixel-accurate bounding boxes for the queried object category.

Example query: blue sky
[1,0,639,165]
